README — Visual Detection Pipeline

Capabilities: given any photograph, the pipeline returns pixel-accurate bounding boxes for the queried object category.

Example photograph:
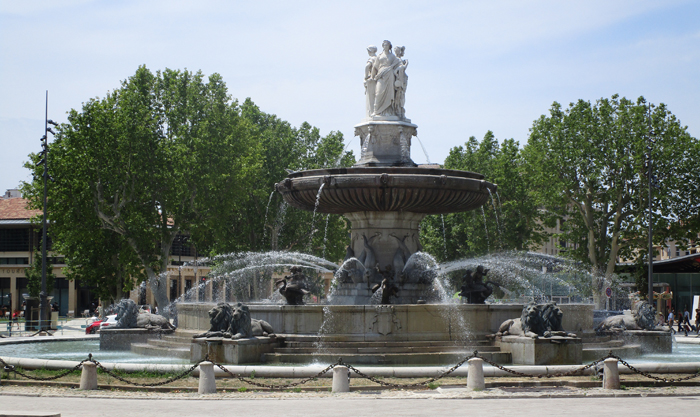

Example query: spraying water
[307,183,325,250]
[481,206,490,254]
[261,191,275,246]
[414,137,431,164]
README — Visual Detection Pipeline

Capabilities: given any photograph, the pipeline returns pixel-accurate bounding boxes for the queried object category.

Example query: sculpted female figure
[393,45,408,118]
[364,45,378,117]
[371,40,400,117]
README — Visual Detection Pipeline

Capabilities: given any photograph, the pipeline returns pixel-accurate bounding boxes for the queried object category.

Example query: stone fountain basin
[276,167,497,214]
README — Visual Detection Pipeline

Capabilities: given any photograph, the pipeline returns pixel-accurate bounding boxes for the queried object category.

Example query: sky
[1,0,698,193]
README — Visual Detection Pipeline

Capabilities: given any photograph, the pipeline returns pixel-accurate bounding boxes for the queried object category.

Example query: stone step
[275,345,500,354]
[582,344,642,362]
[582,340,626,349]
[283,339,492,348]
[130,343,191,359]
[263,351,511,366]
[146,339,190,348]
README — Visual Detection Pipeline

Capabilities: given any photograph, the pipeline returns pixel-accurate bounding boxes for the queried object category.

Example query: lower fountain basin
[276,167,497,215]
[177,302,594,341]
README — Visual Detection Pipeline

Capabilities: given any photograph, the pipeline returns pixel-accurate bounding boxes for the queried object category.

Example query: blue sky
[1,0,698,193]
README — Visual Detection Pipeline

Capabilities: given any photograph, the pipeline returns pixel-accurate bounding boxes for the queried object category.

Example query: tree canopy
[23,66,354,308]
[523,95,700,306]
[420,131,544,261]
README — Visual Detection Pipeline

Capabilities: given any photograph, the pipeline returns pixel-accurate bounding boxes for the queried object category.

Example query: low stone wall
[177,303,594,340]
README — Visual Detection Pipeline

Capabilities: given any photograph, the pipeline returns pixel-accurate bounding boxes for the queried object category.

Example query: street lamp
[38,91,58,331]
[646,105,658,307]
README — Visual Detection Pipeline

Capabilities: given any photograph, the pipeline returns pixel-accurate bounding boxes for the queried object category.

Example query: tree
[24,66,260,315]
[523,95,700,307]
[232,99,354,262]
[421,131,544,261]
[25,255,56,299]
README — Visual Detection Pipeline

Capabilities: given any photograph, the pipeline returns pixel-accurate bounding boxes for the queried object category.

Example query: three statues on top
[364,40,408,119]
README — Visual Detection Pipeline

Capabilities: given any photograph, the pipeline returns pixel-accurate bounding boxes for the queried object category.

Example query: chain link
[214,360,338,389]
[4,351,700,389]
[343,352,476,388]
[1,356,86,381]
[477,352,605,379]
[610,354,700,383]
[92,357,204,387]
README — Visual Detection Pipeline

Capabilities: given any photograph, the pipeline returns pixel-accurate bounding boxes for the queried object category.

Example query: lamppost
[646,105,657,307]
[39,90,58,331]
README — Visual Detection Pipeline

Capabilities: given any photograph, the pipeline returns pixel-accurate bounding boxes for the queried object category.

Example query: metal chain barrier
[610,353,700,383]
[476,351,605,379]
[214,360,339,389]
[91,354,205,387]
[343,353,476,388]
[3,351,700,388]
[1,356,86,381]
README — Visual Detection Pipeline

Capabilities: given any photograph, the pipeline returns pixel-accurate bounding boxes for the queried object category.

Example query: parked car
[85,319,102,334]
[98,314,118,330]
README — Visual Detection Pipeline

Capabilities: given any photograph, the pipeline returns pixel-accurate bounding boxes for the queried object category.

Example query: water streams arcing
[414,137,431,164]
[322,214,331,259]
[481,207,490,253]
[487,188,503,249]
[261,191,275,246]
[441,214,448,259]
[307,183,325,250]
[332,136,355,168]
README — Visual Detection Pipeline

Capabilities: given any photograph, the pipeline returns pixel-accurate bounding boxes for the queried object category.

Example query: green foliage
[421,131,544,261]
[522,95,700,305]
[237,386,248,392]
[233,99,354,262]
[24,255,56,298]
[23,66,260,309]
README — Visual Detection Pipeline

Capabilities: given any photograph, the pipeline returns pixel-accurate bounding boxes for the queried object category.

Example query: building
[0,189,210,317]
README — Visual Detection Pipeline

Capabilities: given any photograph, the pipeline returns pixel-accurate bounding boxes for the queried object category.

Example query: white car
[98,314,118,330]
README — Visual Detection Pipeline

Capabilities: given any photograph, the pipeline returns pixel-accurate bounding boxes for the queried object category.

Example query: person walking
[668,309,676,333]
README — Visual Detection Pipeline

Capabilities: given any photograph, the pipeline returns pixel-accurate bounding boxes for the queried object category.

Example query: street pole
[647,105,654,306]
[40,91,49,331]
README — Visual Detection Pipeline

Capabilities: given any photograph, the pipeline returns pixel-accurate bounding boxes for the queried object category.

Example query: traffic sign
[605,287,612,298]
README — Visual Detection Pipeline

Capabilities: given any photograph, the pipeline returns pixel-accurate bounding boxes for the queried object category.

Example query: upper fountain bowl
[276,167,497,215]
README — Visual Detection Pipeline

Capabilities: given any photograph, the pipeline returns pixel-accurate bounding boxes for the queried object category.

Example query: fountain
[173,41,596,366]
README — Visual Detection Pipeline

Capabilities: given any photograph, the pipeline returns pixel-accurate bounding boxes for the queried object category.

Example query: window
[0,229,30,252]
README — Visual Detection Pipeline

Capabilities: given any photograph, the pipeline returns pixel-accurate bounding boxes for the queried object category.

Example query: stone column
[198,361,217,394]
[79,362,98,390]
[602,358,620,389]
[332,366,350,392]
[467,358,485,390]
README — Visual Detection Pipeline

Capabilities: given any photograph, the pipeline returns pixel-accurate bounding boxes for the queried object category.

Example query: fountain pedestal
[191,336,280,364]
[498,335,583,365]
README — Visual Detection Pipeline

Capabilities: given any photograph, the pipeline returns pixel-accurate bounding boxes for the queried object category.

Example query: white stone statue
[364,45,378,117]
[393,46,408,118]
[371,40,401,117]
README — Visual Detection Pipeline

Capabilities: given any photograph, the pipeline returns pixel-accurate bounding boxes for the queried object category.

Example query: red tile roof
[0,198,41,220]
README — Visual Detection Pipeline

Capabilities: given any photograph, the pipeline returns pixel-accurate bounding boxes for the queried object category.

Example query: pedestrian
[668,309,675,333]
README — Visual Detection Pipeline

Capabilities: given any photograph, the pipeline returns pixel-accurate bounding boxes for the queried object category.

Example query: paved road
[2,395,699,417]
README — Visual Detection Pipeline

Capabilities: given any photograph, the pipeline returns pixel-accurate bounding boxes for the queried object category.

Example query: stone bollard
[198,361,217,394]
[467,358,485,391]
[603,358,620,390]
[79,362,98,390]
[332,366,350,393]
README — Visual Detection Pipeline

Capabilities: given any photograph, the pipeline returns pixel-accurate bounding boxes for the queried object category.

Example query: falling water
[414,137,431,164]
[307,183,325,250]
[440,214,448,259]
[261,191,275,245]
[487,189,503,249]
[332,136,354,168]
[322,214,331,259]
[481,206,490,254]
[274,200,289,246]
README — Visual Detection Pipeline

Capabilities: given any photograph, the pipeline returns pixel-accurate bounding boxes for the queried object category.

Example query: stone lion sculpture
[493,301,576,339]
[596,301,658,334]
[114,299,175,331]
[193,302,274,339]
